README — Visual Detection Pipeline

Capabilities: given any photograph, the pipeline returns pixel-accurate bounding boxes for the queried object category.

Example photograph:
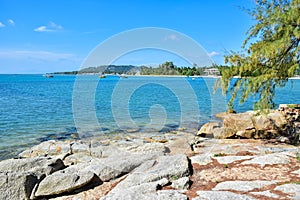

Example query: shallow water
[0,74,299,160]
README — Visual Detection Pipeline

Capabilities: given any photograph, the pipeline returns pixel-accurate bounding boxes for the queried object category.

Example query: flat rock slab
[241,153,290,166]
[213,180,276,192]
[190,155,212,165]
[100,178,169,200]
[274,183,300,195]
[214,156,254,164]
[193,191,255,200]
[250,190,279,198]
[0,157,65,176]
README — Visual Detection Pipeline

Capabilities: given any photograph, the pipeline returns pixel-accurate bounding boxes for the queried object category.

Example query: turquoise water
[0,74,299,160]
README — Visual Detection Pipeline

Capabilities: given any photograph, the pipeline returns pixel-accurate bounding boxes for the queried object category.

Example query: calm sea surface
[0,74,299,160]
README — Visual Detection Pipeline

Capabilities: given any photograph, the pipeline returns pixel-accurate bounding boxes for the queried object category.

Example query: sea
[0,74,299,160]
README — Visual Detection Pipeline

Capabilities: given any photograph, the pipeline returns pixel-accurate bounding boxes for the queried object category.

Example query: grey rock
[0,157,65,176]
[193,191,255,200]
[90,145,122,158]
[101,178,169,200]
[19,140,71,157]
[213,180,276,192]
[0,172,38,200]
[63,153,94,165]
[214,156,254,164]
[85,152,159,181]
[117,154,190,188]
[241,153,290,166]
[156,190,188,200]
[126,142,167,155]
[250,190,279,198]
[190,155,212,165]
[35,165,95,197]
[292,169,300,177]
[171,177,190,190]
[71,141,90,154]
[274,183,300,194]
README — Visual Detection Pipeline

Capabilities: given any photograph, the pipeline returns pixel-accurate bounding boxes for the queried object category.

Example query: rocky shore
[1,105,300,200]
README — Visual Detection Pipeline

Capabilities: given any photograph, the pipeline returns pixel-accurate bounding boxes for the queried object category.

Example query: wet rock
[213,180,276,192]
[194,191,255,200]
[171,177,190,190]
[34,165,96,197]
[0,172,38,200]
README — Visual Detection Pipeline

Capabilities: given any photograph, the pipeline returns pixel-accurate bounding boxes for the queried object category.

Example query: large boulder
[197,122,220,137]
[0,172,38,200]
[223,112,255,132]
[34,164,96,197]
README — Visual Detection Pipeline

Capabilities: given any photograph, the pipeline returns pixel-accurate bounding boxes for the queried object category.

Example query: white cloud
[0,22,5,28]
[8,19,15,26]
[208,51,220,57]
[34,21,63,32]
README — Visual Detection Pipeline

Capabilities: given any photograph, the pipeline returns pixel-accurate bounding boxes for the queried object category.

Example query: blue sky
[0,0,255,73]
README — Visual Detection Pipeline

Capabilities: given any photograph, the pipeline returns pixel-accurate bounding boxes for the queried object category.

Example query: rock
[171,177,190,190]
[194,191,255,200]
[71,141,90,154]
[34,165,96,197]
[250,190,279,198]
[223,112,255,131]
[197,122,220,137]
[100,178,169,200]
[214,112,229,120]
[156,190,188,200]
[212,127,235,139]
[19,140,71,157]
[241,153,290,166]
[0,157,65,176]
[0,172,38,200]
[214,156,254,164]
[213,180,276,192]
[85,152,159,181]
[190,155,212,165]
[274,183,300,194]
[63,153,95,165]
[236,129,256,139]
[267,111,287,130]
[116,154,190,188]
[252,114,272,131]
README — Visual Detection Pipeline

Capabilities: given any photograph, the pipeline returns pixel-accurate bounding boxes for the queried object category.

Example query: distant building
[204,68,220,76]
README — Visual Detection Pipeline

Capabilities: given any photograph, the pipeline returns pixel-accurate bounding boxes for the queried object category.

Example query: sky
[0,0,255,74]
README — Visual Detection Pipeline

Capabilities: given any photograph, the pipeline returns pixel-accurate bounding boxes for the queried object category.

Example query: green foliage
[221,0,300,111]
[213,152,227,157]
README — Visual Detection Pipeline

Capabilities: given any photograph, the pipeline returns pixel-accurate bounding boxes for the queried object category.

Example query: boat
[43,74,54,78]
[99,75,106,78]
[120,74,128,78]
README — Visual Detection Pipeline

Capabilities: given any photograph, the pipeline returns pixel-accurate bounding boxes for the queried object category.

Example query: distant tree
[220,0,300,111]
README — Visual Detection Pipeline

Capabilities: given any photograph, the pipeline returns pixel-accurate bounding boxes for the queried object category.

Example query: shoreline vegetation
[52,61,300,79]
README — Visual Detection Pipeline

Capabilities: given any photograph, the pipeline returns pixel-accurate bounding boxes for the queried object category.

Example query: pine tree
[220,0,300,111]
